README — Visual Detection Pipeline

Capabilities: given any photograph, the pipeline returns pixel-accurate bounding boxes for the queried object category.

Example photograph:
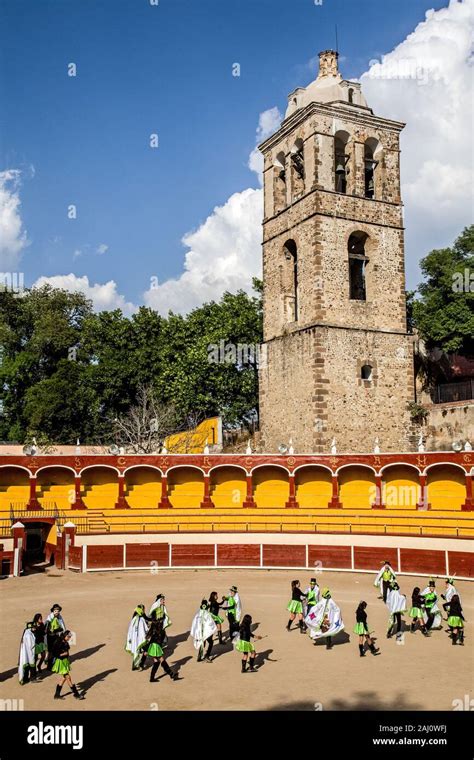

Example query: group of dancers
[18,603,84,700]
[17,568,467,696]
[374,561,465,645]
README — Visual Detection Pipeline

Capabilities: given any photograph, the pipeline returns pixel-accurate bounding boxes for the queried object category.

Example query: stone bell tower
[258,50,414,453]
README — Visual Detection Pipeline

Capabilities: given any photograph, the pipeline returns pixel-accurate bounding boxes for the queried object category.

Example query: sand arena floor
[0,567,472,712]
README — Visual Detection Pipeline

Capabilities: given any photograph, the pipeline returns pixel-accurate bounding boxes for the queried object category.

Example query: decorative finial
[161,445,168,455]
[246,440,252,455]
[75,438,81,455]
[288,437,294,455]
[417,433,425,453]
[330,437,337,455]
[203,441,210,455]
[464,441,472,451]
[374,438,380,455]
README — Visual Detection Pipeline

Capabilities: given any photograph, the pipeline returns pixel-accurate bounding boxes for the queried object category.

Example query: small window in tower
[361,364,373,381]
[348,231,369,301]
[290,138,305,180]
[283,239,298,321]
[364,138,381,199]
[348,88,354,104]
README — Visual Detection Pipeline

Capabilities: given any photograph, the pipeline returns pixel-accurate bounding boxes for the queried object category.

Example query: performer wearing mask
[421,580,442,630]
[305,588,344,650]
[221,586,241,639]
[409,587,430,636]
[386,581,407,638]
[45,604,66,669]
[125,604,150,670]
[374,561,397,603]
[32,613,47,673]
[208,591,224,645]
[447,595,465,645]
[190,599,217,662]
[18,621,36,685]
[137,618,178,682]
[234,614,262,673]
[286,580,307,634]
[353,602,380,657]
[304,578,320,618]
[52,630,85,700]
[441,578,460,616]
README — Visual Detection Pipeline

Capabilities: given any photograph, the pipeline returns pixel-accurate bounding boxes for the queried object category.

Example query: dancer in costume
[137,619,178,682]
[374,561,397,603]
[234,614,262,673]
[125,604,150,670]
[441,578,460,616]
[52,630,84,700]
[305,587,344,650]
[221,586,241,639]
[386,581,407,638]
[190,599,217,662]
[209,591,224,645]
[45,604,66,669]
[421,580,442,630]
[447,595,465,646]
[409,587,430,636]
[286,579,307,634]
[303,577,320,619]
[18,621,36,685]
[148,593,171,646]
[32,613,47,673]
[353,602,379,657]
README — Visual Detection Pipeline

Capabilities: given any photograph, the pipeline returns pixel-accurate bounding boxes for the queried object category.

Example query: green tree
[412,225,474,355]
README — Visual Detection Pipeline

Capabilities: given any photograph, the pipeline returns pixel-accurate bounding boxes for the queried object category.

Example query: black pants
[425,611,434,630]
[382,581,391,603]
[228,613,237,638]
[389,612,402,635]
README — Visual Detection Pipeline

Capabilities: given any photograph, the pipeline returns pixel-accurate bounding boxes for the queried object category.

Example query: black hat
[200,599,209,609]
[51,604,62,612]
[310,578,317,584]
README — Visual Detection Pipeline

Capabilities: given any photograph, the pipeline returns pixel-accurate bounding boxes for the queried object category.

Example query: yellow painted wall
[339,467,375,509]
[0,467,29,511]
[125,468,161,509]
[253,467,289,508]
[295,467,332,507]
[427,466,466,511]
[210,467,246,508]
[82,468,118,509]
[382,466,418,509]
[37,468,74,510]
[168,468,204,508]
[165,417,220,454]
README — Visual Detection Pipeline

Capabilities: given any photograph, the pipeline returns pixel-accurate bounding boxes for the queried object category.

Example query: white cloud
[73,249,82,259]
[0,169,29,270]
[360,0,473,285]
[144,188,263,315]
[33,273,137,316]
[248,106,283,183]
[96,243,109,255]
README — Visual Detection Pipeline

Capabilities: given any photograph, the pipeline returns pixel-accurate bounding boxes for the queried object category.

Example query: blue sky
[0,0,468,312]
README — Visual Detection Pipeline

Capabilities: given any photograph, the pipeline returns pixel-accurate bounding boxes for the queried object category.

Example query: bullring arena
[0,451,473,711]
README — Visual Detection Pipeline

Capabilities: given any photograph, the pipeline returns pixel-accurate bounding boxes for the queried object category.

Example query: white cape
[420,588,442,629]
[18,628,35,684]
[190,609,217,650]
[305,598,344,640]
[148,601,171,628]
[234,593,242,622]
[444,584,460,604]
[374,565,396,594]
[125,614,149,663]
[386,588,407,614]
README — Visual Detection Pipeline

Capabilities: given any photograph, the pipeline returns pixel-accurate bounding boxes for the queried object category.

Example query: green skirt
[236,639,255,654]
[35,643,46,655]
[353,622,367,635]
[287,600,303,614]
[211,614,223,624]
[448,616,463,629]
[52,657,70,675]
[147,643,163,658]
[409,607,423,618]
